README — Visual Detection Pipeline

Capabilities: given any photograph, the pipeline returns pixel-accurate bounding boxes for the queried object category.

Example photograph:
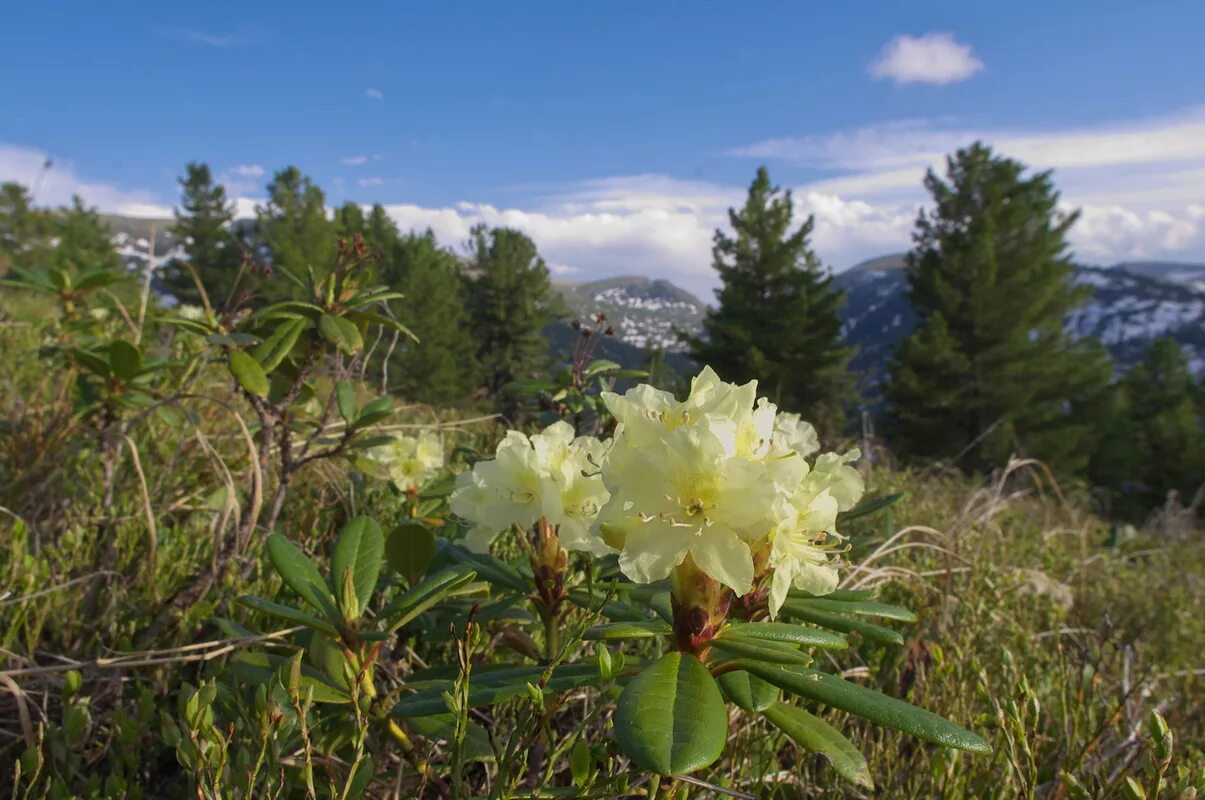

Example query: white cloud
[341,155,369,166]
[0,142,163,211]
[229,164,264,177]
[358,177,384,187]
[159,28,256,48]
[365,88,384,100]
[869,33,984,85]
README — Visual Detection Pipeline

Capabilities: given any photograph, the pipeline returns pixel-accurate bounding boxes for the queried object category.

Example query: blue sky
[4,1,1205,296]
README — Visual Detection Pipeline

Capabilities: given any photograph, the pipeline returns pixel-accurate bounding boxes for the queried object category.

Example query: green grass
[0,301,1201,799]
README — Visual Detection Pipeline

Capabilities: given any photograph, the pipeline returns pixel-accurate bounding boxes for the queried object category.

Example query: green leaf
[614,652,727,776]
[351,396,393,429]
[319,313,363,355]
[788,598,918,623]
[335,380,358,424]
[582,620,672,640]
[386,523,437,586]
[252,317,306,372]
[778,603,905,646]
[228,350,269,398]
[346,309,419,342]
[719,621,848,650]
[264,533,338,620]
[788,588,877,602]
[331,517,384,619]
[439,543,529,593]
[71,348,111,378]
[839,492,904,522]
[717,670,780,712]
[393,663,605,718]
[763,702,873,789]
[108,341,142,380]
[380,565,477,632]
[236,595,339,638]
[709,636,812,665]
[582,359,621,379]
[737,662,991,753]
[230,652,351,704]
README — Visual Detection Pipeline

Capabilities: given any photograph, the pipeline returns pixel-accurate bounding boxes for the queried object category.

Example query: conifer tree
[885,143,1111,473]
[466,225,557,396]
[162,163,243,307]
[51,197,124,275]
[687,167,855,434]
[257,167,334,278]
[383,231,478,404]
[0,182,51,273]
[1092,338,1204,517]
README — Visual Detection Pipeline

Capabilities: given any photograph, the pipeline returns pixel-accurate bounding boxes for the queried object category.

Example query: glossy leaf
[719,621,848,650]
[335,380,358,425]
[582,620,671,640]
[788,597,918,623]
[710,636,812,665]
[385,523,437,585]
[737,661,991,753]
[331,517,384,618]
[319,313,363,355]
[764,702,873,788]
[264,533,337,619]
[717,669,780,712]
[778,603,905,646]
[252,317,306,372]
[108,341,142,381]
[237,595,339,638]
[228,350,269,398]
[839,492,904,522]
[380,565,477,632]
[394,663,605,717]
[613,652,727,776]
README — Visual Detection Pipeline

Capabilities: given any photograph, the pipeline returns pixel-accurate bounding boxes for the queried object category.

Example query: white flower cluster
[358,431,445,492]
[450,421,611,556]
[449,368,864,617]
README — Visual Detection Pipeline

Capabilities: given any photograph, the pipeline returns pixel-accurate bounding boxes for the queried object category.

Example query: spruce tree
[162,163,243,308]
[257,167,334,277]
[383,231,478,404]
[1092,338,1204,517]
[51,197,124,275]
[466,225,557,396]
[885,143,1111,473]
[0,182,51,273]
[687,167,855,434]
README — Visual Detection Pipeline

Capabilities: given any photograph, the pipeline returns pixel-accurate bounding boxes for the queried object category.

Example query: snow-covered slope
[555,276,704,351]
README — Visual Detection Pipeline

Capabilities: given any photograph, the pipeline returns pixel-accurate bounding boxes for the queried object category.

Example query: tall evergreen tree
[257,167,334,277]
[51,197,124,275]
[0,182,51,273]
[382,231,478,404]
[687,167,855,434]
[885,143,1111,473]
[1091,338,1204,518]
[162,163,243,307]
[466,225,557,396]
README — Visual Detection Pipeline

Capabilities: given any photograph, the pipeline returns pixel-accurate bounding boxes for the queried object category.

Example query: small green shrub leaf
[108,341,142,380]
[709,636,813,664]
[582,620,672,640]
[331,517,384,619]
[779,603,905,646]
[788,597,918,623]
[319,313,363,355]
[381,565,477,633]
[335,380,357,424]
[228,350,269,398]
[252,318,306,372]
[613,652,727,776]
[265,533,337,619]
[719,621,848,650]
[763,702,873,788]
[237,595,339,638]
[386,523,437,586]
[717,669,780,712]
[738,662,991,753]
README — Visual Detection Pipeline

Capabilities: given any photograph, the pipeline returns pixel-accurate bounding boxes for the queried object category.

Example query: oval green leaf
[582,620,672,640]
[252,317,306,372]
[335,380,358,424]
[265,533,337,619]
[737,661,991,753]
[385,523,437,586]
[613,652,727,776]
[710,636,813,665]
[779,603,905,646]
[228,350,269,398]
[331,517,384,619]
[788,598,918,623]
[319,313,363,355]
[763,701,873,789]
[108,341,142,381]
[717,669,780,712]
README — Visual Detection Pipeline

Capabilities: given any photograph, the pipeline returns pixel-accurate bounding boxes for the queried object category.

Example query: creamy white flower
[358,431,444,492]
[449,421,610,555]
[176,304,206,321]
[770,412,820,459]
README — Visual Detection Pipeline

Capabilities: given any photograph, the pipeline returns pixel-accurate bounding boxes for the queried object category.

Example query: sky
[3,0,1205,299]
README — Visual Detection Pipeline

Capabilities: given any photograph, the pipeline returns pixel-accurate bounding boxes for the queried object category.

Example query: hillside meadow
[0,259,1201,799]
